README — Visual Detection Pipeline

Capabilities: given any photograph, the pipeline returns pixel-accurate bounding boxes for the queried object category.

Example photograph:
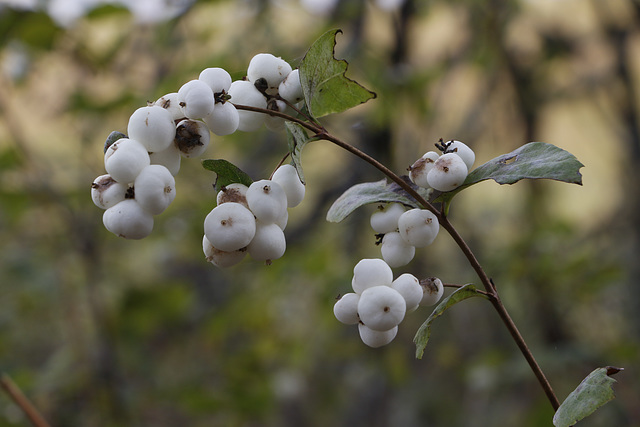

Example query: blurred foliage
[0,0,639,426]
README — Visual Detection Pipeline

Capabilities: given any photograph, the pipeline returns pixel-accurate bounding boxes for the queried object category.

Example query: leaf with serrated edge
[202,159,253,193]
[285,121,309,184]
[299,29,376,118]
[553,367,622,427]
[435,142,584,204]
[326,178,432,223]
[414,284,487,359]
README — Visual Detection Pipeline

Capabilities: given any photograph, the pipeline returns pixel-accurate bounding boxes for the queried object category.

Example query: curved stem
[233,103,560,411]
[1,374,52,427]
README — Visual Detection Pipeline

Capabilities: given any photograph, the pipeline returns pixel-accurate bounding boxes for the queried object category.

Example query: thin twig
[0,374,52,427]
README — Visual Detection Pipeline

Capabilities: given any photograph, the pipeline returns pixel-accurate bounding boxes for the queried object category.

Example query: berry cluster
[409,139,475,192]
[333,259,444,348]
[91,53,304,246]
[203,164,305,267]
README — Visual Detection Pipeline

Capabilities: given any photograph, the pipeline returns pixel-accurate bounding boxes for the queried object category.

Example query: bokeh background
[0,0,639,426]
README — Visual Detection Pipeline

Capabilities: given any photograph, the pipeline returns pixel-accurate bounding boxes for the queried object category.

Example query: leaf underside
[201,159,253,193]
[553,367,622,427]
[299,29,376,118]
[285,121,310,185]
[326,178,432,223]
[414,284,486,359]
[435,142,584,204]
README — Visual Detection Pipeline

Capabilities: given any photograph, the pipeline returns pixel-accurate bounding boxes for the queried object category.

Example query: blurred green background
[0,0,638,426]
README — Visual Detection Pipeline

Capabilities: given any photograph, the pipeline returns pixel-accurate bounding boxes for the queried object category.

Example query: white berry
[246,179,288,223]
[271,164,305,208]
[127,105,175,153]
[445,140,475,170]
[228,80,267,132]
[104,138,150,184]
[370,203,406,234]
[351,258,393,295]
[154,92,184,121]
[247,53,292,90]
[134,164,176,215]
[409,151,439,188]
[149,142,181,176]
[380,231,415,268]
[91,174,128,209]
[391,273,422,313]
[420,277,444,307]
[198,67,232,94]
[204,202,256,252]
[397,208,439,248]
[247,221,286,263]
[358,323,398,348]
[278,69,303,104]
[333,293,360,325]
[175,119,210,158]
[426,153,468,192]
[177,79,215,120]
[358,285,406,331]
[203,102,239,136]
[103,199,153,239]
[202,235,247,268]
[216,183,249,208]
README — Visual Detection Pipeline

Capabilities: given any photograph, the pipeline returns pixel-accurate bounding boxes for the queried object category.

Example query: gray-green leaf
[201,159,253,193]
[553,367,622,427]
[414,284,487,359]
[285,121,310,185]
[299,29,376,118]
[326,178,432,223]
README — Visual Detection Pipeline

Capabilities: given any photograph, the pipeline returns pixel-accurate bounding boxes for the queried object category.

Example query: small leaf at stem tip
[201,159,253,193]
[285,121,309,184]
[299,29,376,118]
[553,367,623,427]
[433,142,584,205]
[326,178,432,223]
[414,284,487,359]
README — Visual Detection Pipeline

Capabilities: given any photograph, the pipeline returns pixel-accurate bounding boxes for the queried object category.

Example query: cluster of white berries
[409,139,475,192]
[203,163,305,267]
[333,259,444,348]
[370,203,440,268]
[92,52,304,243]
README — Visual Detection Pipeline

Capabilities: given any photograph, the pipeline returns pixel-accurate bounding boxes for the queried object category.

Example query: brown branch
[1,374,52,427]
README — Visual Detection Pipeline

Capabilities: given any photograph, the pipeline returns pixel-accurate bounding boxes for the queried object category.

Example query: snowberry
[391,273,423,313]
[149,143,181,176]
[426,153,468,192]
[278,69,303,104]
[154,92,184,121]
[198,67,232,94]
[216,183,249,208]
[264,98,287,131]
[103,199,154,239]
[177,79,215,120]
[204,202,256,252]
[271,164,305,208]
[397,208,439,248]
[370,203,406,234]
[228,80,267,132]
[91,174,128,209]
[358,285,406,331]
[275,208,288,230]
[247,53,292,90]
[409,151,439,188]
[134,164,176,215]
[445,140,475,170]
[351,258,393,295]
[104,138,150,184]
[247,221,286,263]
[420,277,444,307]
[127,105,176,152]
[246,179,288,223]
[333,292,360,325]
[380,231,415,268]
[174,119,210,158]
[203,235,247,268]
[203,102,239,136]
[358,323,398,348]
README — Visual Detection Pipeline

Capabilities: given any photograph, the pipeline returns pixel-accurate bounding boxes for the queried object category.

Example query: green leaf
[435,142,584,204]
[414,284,487,359]
[326,178,433,223]
[299,29,376,118]
[553,367,623,427]
[201,159,253,193]
[285,121,311,185]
